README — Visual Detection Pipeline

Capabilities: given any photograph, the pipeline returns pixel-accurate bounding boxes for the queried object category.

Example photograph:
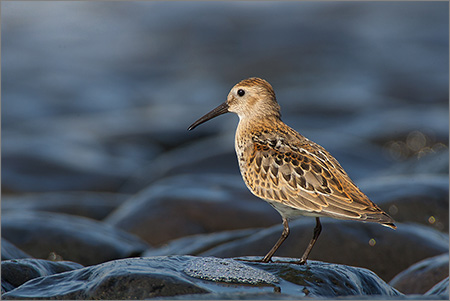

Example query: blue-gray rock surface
[389,253,449,294]
[2,259,83,293]
[2,191,130,220]
[105,173,280,246]
[359,174,449,232]
[2,256,401,299]
[1,239,32,261]
[425,277,449,297]
[2,211,151,266]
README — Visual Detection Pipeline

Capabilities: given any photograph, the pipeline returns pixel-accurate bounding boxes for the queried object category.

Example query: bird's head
[188,77,280,131]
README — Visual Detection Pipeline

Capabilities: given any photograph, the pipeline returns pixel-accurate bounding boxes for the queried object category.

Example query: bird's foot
[295,258,307,265]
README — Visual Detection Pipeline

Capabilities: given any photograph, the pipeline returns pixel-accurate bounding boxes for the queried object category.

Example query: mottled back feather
[237,119,396,228]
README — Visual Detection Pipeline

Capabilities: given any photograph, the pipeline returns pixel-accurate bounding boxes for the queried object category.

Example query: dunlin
[188,77,396,264]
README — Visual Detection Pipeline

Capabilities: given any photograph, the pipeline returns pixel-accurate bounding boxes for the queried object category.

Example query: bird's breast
[234,132,251,172]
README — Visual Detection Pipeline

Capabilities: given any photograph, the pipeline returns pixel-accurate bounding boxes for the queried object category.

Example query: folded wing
[243,134,395,228]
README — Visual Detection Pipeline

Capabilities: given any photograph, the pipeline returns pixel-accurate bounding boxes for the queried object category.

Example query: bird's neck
[237,115,282,131]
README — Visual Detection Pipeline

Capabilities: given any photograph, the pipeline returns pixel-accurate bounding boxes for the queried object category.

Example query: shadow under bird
[188,77,396,264]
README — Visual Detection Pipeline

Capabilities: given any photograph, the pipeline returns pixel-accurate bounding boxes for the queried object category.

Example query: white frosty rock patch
[184,257,279,285]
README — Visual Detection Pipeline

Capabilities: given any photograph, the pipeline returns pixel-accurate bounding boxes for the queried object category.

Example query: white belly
[267,200,322,220]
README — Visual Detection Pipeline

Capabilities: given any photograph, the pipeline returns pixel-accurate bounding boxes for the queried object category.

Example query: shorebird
[188,77,396,264]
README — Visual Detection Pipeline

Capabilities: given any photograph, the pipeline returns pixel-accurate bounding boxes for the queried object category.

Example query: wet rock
[425,277,449,296]
[120,132,237,193]
[2,256,400,299]
[2,211,151,266]
[2,257,208,300]
[1,129,140,193]
[2,191,130,220]
[2,102,203,193]
[2,259,83,293]
[244,258,401,297]
[202,219,449,282]
[156,292,302,300]
[144,228,257,257]
[1,239,32,261]
[105,173,280,246]
[160,292,450,300]
[359,174,449,232]
[1,103,219,194]
[389,253,449,294]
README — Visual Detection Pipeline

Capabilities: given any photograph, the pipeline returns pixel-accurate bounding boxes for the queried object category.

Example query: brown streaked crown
[236,77,277,101]
[227,77,281,120]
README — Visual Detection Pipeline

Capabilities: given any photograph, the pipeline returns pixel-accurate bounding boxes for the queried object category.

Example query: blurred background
[2,1,448,192]
[1,1,448,286]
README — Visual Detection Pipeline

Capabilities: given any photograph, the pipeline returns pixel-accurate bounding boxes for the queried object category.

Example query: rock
[1,129,141,193]
[389,253,449,294]
[155,292,304,300]
[156,292,446,300]
[1,102,229,194]
[2,259,83,293]
[425,277,449,296]
[201,219,449,282]
[120,133,238,193]
[184,257,279,285]
[2,257,208,300]
[1,239,32,261]
[2,256,401,299]
[105,173,280,246]
[144,228,258,257]
[2,211,151,266]
[1,191,130,220]
[241,258,401,297]
[359,174,449,232]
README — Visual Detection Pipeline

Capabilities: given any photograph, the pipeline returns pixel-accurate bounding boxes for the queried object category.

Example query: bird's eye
[237,89,245,97]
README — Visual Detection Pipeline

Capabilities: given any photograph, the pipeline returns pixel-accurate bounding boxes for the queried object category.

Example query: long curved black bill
[187,102,229,131]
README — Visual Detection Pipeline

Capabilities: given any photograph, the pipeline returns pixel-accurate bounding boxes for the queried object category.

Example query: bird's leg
[297,217,322,265]
[261,217,290,263]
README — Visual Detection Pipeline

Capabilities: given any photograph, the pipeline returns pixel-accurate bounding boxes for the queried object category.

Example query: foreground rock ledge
[2,256,401,299]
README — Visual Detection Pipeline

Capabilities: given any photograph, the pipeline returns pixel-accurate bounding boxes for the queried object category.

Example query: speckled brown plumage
[237,118,395,225]
[188,77,396,264]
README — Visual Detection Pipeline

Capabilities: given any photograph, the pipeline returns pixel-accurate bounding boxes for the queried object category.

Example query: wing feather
[243,134,393,224]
